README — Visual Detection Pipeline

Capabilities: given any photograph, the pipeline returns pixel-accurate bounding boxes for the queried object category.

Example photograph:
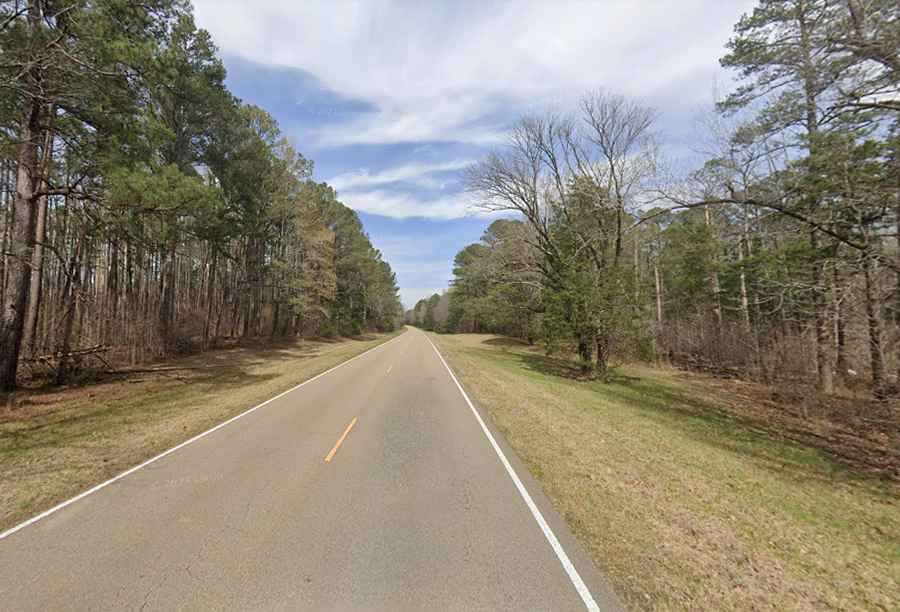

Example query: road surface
[0,328,622,611]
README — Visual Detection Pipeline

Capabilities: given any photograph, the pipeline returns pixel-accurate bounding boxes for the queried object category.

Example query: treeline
[437,0,899,397]
[0,1,401,390]
[405,292,450,332]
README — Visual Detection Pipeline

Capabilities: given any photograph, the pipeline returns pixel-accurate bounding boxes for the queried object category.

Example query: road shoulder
[1,331,403,533]
[428,332,900,610]
[427,330,625,612]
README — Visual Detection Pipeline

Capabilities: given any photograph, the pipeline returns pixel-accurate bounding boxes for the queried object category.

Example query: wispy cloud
[340,189,482,220]
[193,0,755,147]
[329,159,474,192]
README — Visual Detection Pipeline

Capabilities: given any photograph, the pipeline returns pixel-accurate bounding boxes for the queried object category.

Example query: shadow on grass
[483,337,531,348]
[350,334,381,342]
[1,334,387,428]
[2,332,390,452]
[516,350,641,384]
[7,334,385,399]
[308,333,381,344]
[1,368,283,450]
[472,339,897,492]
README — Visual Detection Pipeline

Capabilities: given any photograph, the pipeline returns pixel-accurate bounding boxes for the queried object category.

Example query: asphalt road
[0,328,622,611]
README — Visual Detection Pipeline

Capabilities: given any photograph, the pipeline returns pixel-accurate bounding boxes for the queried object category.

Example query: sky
[191,0,757,308]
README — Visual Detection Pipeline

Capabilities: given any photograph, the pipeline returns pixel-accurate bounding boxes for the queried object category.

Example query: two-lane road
[0,328,621,610]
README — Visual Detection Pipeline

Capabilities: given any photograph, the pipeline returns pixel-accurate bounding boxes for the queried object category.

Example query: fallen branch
[21,345,109,363]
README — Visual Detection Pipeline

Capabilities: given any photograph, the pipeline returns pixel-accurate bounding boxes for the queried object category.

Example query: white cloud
[340,189,483,220]
[329,159,474,192]
[192,0,757,147]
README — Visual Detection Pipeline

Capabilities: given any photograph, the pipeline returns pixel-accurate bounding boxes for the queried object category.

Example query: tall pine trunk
[705,205,723,331]
[811,231,834,395]
[0,95,42,390]
[56,233,85,385]
[21,192,47,355]
[159,238,177,353]
[204,248,217,346]
[0,160,13,302]
[22,123,54,356]
[862,254,885,398]
[104,239,119,345]
[798,7,833,395]
[833,265,848,379]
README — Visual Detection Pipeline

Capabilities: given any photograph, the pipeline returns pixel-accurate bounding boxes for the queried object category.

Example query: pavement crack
[139,569,170,611]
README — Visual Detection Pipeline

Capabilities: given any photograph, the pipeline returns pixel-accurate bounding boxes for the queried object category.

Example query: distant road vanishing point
[0,328,621,611]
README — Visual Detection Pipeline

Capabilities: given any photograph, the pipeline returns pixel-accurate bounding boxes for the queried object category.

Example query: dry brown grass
[0,332,400,532]
[432,332,899,611]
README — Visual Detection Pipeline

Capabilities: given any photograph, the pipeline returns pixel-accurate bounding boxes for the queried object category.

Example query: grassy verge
[431,333,899,611]
[0,330,401,532]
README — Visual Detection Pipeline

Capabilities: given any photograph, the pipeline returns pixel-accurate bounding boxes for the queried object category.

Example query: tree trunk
[577,333,594,375]
[614,205,623,264]
[654,264,663,325]
[811,232,834,395]
[653,263,665,361]
[738,239,751,333]
[271,300,281,338]
[833,265,848,379]
[204,249,217,346]
[159,238,177,353]
[798,10,833,395]
[21,191,47,356]
[595,334,609,382]
[56,236,84,385]
[104,238,119,345]
[862,253,885,398]
[22,113,54,356]
[705,205,723,330]
[633,239,640,302]
[0,160,12,303]
[0,95,42,391]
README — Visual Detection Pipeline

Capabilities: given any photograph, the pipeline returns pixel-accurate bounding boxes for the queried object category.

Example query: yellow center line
[324,417,358,463]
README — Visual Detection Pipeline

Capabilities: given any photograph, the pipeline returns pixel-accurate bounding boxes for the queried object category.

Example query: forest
[1,3,898,608]
[0,1,403,391]
[407,0,899,399]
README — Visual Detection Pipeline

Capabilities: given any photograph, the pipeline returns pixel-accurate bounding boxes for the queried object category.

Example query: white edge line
[0,331,407,542]
[425,334,601,612]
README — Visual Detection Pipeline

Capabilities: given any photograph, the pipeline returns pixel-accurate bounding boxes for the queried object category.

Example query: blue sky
[192,0,756,308]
